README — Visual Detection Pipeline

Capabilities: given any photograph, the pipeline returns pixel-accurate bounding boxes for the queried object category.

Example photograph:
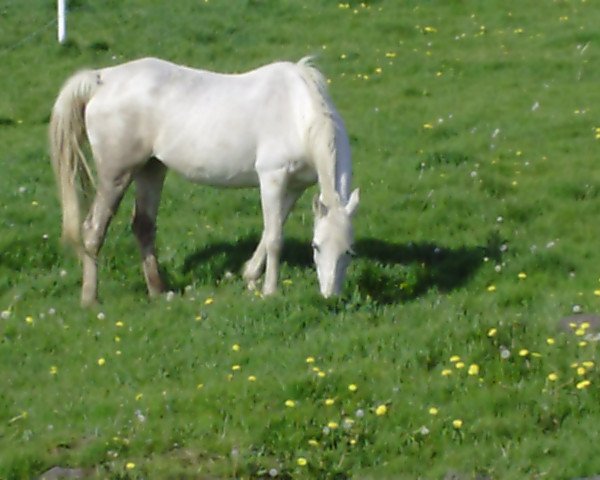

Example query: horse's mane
[296,57,341,209]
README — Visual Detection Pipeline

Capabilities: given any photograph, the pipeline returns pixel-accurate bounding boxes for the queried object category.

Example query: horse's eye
[311,242,320,253]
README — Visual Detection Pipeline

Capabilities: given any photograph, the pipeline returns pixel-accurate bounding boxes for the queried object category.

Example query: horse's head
[312,189,359,298]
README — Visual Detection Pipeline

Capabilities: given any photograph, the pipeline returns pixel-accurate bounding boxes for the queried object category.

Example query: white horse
[49,57,359,306]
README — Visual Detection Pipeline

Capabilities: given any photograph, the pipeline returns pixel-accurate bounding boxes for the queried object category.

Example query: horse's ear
[345,188,360,217]
[312,194,328,218]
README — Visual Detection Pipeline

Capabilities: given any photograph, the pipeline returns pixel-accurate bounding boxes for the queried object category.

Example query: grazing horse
[49,57,359,306]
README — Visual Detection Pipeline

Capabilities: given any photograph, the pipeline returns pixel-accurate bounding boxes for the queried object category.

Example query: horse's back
[85,57,323,187]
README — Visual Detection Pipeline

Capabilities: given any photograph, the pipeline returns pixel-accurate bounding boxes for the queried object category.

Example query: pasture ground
[1,1,600,478]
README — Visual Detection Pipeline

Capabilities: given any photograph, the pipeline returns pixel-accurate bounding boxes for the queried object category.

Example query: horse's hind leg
[243,187,303,290]
[132,158,167,298]
[81,172,132,307]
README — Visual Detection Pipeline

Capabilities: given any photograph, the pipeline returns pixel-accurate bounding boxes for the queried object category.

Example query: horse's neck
[317,155,350,207]
[335,153,351,205]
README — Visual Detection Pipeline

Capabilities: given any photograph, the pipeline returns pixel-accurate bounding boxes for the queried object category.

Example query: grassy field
[1,0,600,478]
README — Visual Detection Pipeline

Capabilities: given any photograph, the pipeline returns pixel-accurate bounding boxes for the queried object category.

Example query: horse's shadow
[181,233,501,304]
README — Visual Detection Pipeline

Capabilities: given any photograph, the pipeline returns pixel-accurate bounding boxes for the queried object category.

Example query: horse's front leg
[242,233,266,291]
[254,169,290,296]
[243,186,303,292]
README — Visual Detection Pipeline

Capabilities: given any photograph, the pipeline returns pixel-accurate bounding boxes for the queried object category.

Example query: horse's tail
[296,57,341,208]
[49,69,100,251]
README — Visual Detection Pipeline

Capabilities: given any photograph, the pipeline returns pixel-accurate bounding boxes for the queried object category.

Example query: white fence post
[57,0,66,43]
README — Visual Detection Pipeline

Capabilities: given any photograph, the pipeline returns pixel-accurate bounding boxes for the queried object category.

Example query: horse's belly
[186,164,259,187]
[158,149,259,188]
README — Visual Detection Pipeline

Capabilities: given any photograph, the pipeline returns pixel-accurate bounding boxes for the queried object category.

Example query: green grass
[1,0,600,478]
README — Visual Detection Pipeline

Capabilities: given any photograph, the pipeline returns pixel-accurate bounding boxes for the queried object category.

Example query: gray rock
[559,313,600,334]
[38,466,91,480]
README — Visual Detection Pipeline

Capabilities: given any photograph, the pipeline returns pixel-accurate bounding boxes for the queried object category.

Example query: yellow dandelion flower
[197,383,204,389]
[115,321,124,327]
[49,366,58,375]
[97,357,106,366]
[576,379,591,390]
[429,407,439,415]
[308,439,319,447]
[575,328,586,336]
[581,322,590,330]
[375,404,388,416]
[546,337,555,345]
[583,361,594,368]
[423,123,434,129]
[455,362,465,369]
[114,336,121,343]
[518,349,529,357]
[135,393,143,401]
[232,344,240,352]
[468,364,480,376]
[247,375,257,382]
[126,462,136,470]
[577,367,587,376]
[547,373,558,381]
[306,356,315,363]
[452,419,463,429]
[487,285,496,292]
[297,457,308,466]
[579,341,588,347]
[317,371,326,378]
[450,355,461,363]
[518,272,527,279]
[25,316,34,325]
[487,328,497,337]
[325,398,335,406]
[441,369,453,376]
[348,383,358,392]
[285,400,296,408]
[327,421,339,429]
[231,364,241,371]
[204,297,214,305]
[571,362,580,368]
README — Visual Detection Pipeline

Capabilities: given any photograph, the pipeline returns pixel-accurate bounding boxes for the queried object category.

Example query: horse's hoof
[262,286,277,296]
[81,297,99,308]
